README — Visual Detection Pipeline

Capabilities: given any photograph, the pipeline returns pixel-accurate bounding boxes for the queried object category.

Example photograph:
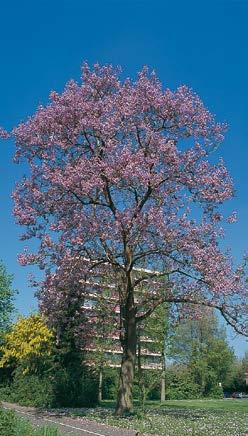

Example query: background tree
[169,309,235,396]
[224,352,248,394]
[0,261,16,339]
[11,63,248,414]
[0,314,98,407]
[0,314,53,374]
[137,302,168,404]
[82,286,121,402]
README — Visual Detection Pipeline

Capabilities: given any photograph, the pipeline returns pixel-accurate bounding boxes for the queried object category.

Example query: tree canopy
[9,63,248,413]
[0,315,53,371]
[169,309,235,396]
[0,261,16,335]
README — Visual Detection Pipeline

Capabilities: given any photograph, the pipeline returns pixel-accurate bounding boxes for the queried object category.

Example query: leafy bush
[102,367,119,400]
[206,384,224,399]
[0,408,60,435]
[0,314,98,408]
[0,373,55,407]
[52,364,98,407]
[0,315,53,372]
[102,368,161,402]
[0,409,18,436]
[134,369,161,403]
[0,363,98,408]
[165,370,201,400]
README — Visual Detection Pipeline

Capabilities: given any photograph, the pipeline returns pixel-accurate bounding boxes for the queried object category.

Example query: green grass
[71,399,248,436]
[100,398,248,412]
[153,398,248,412]
[2,399,247,435]
[0,408,61,436]
[100,398,248,413]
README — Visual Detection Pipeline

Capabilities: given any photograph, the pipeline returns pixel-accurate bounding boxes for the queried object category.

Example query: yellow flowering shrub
[0,314,54,369]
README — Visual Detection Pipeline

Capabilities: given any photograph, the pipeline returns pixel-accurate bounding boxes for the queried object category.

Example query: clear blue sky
[0,0,247,357]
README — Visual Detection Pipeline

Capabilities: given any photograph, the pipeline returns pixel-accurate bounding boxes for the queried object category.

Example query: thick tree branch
[136,296,247,336]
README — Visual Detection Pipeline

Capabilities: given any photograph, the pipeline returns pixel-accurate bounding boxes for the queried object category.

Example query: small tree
[83,292,120,402]
[0,314,53,373]
[169,309,235,396]
[136,302,168,404]
[0,314,98,407]
[10,64,248,414]
[0,261,16,338]
[224,352,248,394]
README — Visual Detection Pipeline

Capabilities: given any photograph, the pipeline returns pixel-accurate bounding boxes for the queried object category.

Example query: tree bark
[160,371,166,402]
[115,305,137,415]
[160,352,166,402]
[98,367,103,402]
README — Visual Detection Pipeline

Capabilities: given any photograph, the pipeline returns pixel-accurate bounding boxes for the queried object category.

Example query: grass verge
[0,408,61,436]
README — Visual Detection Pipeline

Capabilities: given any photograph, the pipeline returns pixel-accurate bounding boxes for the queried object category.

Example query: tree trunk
[137,324,146,409]
[160,371,166,402]
[98,367,103,402]
[160,352,166,402]
[115,307,137,415]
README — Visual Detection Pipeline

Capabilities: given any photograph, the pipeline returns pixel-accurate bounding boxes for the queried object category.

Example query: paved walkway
[1,401,140,436]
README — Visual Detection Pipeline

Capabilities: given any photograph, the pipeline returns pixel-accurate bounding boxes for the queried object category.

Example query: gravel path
[1,401,139,436]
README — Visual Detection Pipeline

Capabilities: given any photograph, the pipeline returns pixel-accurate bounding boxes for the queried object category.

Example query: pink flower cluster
[8,63,247,337]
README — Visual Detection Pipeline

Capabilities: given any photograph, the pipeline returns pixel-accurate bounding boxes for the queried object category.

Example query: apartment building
[80,267,164,371]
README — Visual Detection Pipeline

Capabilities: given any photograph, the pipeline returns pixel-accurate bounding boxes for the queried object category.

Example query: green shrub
[0,316,99,408]
[206,384,224,399]
[0,409,18,436]
[134,369,161,403]
[53,365,98,407]
[102,368,162,402]
[147,381,161,400]
[0,362,98,408]
[102,367,119,400]
[0,408,60,435]
[5,373,55,407]
[165,370,201,400]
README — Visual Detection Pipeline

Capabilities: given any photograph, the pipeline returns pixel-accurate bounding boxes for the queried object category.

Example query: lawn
[1,399,247,435]
[156,398,248,412]
[71,399,248,436]
[101,398,248,412]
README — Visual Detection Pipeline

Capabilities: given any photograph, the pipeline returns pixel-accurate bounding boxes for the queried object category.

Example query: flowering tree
[11,64,248,414]
[0,315,53,372]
